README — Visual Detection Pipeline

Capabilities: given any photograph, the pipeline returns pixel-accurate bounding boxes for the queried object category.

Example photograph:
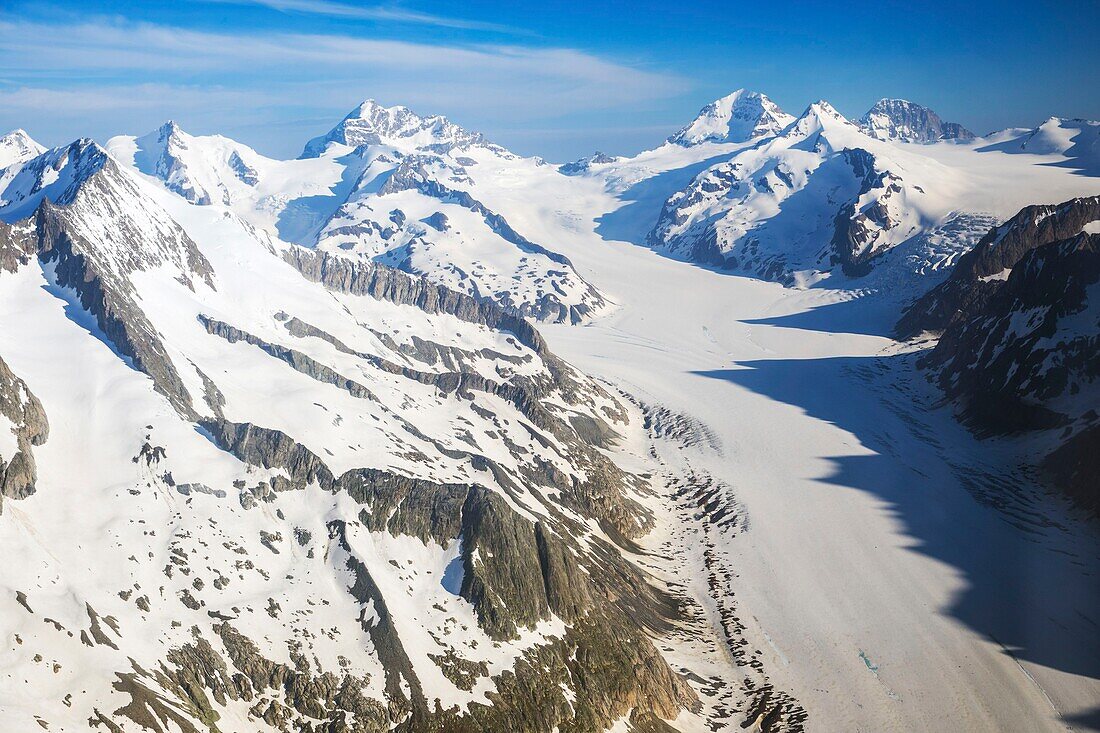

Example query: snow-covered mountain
[300,99,504,159]
[978,116,1100,176]
[108,104,607,324]
[558,151,619,176]
[646,101,943,282]
[0,133,729,732]
[0,129,44,177]
[858,99,974,143]
[667,89,796,146]
[565,91,1100,286]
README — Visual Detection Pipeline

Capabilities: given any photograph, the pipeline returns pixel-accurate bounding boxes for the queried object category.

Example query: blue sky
[2,0,1098,161]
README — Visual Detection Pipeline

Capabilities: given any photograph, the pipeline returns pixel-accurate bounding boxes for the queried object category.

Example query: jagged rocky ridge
[0,350,48,513]
[858,99,974,143]
[899,198,1100,514]
[897,196,1100,338]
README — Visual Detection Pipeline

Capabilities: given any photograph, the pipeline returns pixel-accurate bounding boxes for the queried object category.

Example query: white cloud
[194,0,520,33]
[0,18,678,93]
[0,16,687,158]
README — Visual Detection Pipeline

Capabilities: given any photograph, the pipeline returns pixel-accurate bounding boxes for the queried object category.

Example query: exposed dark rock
[284,247,547,355]
[0,353,49,512]
[897,195,1100,339]
[859,99,974,143]
[923,232,1099,433]
[459,487,556,639]
[199,315,376,400]
[33,201,202,417]
[830,148,904,276]
[904,200,1100,514]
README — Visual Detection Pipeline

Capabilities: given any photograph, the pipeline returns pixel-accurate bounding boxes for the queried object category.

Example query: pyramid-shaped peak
[301,99,488,158]
[0,128,47,167]
[669,89,795,146]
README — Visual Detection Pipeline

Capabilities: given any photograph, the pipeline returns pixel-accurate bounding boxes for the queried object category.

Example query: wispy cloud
[195,0,521,33]
[0,17,682,107]
[0,15,687,158]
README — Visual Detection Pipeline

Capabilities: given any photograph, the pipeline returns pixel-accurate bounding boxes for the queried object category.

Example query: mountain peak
[157,120,184,137]
[805,100,847,119]
[668,89,795,146]
[301,99,489,158]
[0,128,46,169]
[783,100,859,139]
[859,98,974,143]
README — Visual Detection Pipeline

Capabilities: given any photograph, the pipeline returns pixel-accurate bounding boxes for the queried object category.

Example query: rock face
[897,196,1100,338]
[902,198,1100,514]
[829,147,907,275]
[858,99,975,143]
[320,152,606,324]
[558,151,619,176]
[923,231,1099,433]
[0,354,48,512]
[667,89,795,146]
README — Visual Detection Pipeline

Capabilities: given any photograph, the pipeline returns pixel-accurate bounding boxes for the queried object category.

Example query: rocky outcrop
[830,148,905,275]
[0,354,48,512]
[368,154,604,324]
[284,246,547,355]
[459,487,590,639]
[923,231,1099,432]
[284,246,626,419]
[192,412,696,729]
[906,209,1100,514]
[200,315,376,400]
[558,151,618,176]
[897,196,1100,339]
[108,623,389,733]
[35,202,199,417]
[0,219,34,272]
[858,99,975,143]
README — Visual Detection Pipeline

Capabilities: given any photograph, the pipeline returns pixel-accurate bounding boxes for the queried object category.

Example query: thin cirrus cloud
[0,16,685,157]
[194,0,523,33]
